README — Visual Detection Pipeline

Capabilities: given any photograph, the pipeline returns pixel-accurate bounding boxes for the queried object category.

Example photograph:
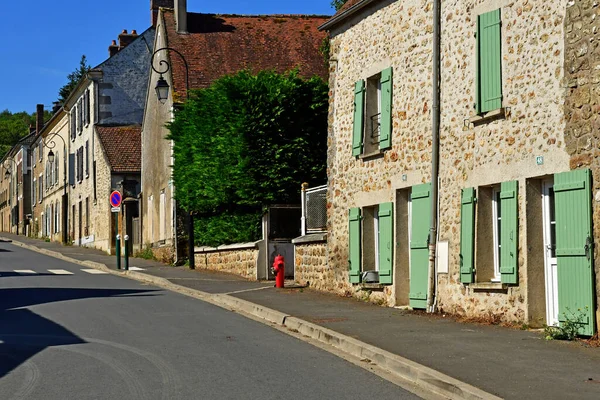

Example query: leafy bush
[168,70,328,247]
[544,307,587,340]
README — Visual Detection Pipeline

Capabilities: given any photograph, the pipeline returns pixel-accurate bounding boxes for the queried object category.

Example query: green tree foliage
[331,0,349,11]
[168,70,328,246]
[0,110,37,158]
[57,55,91,104]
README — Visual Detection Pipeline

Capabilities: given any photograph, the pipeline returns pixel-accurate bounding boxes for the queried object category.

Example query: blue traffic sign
[110,190,122,208]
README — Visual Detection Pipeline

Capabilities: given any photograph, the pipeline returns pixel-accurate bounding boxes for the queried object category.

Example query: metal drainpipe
[427,0,442,313]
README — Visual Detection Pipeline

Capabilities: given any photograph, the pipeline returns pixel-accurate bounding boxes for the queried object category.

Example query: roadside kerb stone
[284,316,500,400]
[1,236,499,400]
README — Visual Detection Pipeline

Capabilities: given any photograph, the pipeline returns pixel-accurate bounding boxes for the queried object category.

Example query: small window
[492,186,502,282]
[364,74,382,154]
[85,141,89,177]
[352,67,393,157]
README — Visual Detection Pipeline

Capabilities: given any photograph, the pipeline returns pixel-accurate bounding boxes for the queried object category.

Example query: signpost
[111,191,122,269]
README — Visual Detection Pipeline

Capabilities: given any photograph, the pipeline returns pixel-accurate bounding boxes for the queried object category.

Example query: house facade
[316,0,600,335]
[141,0,329,263]
[35,109,70,242]
[58,28,154,253]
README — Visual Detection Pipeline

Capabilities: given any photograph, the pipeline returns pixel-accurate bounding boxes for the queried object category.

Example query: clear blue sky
[1,0,334,114]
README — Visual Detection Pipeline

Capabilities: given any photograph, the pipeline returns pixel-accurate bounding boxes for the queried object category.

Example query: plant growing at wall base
[167,70,328,247]
[544,307,588,340]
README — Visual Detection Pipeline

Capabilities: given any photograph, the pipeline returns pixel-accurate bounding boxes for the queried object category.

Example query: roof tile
[96,125,141,173]
[162,11,329,98]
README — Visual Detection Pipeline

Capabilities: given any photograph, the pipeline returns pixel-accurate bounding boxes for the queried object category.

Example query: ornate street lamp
[151,47,195,269]
[151,47,190,104]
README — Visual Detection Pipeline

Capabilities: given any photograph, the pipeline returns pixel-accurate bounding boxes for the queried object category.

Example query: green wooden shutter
[378,202,393,284]
[349,207,362,283]
[500,180,518,284]
[554,169,595,336]
[379,68,393,151]
[477,9,502,113]
[460,188,476,284]
[409,183,431,309]
[352,80,365,156]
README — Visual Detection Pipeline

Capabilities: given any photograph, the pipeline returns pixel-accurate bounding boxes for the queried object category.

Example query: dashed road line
[81,269,109,274]
[14,270,36,274]
[47,269,74,275]
[128,267,145,271]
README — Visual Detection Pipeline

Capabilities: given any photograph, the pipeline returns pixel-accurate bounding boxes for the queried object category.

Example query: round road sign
[110,190,122,208]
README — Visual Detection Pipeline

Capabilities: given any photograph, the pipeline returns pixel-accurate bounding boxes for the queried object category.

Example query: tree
[167,70,329,246]
[57,55,91,104]
[331,0,349,11]
[0,110,34,158]
[0,109,52,159]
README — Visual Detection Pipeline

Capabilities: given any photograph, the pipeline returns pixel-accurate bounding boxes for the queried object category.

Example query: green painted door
[409,183,431,309]
[554,169,595,336]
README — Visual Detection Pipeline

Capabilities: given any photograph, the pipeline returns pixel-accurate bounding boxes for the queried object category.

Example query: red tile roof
[336,0,363,14]
[162,10,329,99]
[96,125,141,173]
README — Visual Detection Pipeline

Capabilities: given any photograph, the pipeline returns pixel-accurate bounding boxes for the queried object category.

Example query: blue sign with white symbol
[110,190,122,208]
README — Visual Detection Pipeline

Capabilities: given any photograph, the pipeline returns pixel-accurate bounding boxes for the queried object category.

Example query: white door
[542,181,559,327]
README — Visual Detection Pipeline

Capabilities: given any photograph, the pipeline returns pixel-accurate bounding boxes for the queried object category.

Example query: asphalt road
[0,240,420,400]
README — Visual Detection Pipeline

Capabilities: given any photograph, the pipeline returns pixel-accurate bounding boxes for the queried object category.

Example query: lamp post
[151,47,195,269]
[44,133,68,244]
[3,157,18,235]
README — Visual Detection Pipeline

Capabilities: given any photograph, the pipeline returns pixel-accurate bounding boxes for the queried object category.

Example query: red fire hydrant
[272,255,285,288]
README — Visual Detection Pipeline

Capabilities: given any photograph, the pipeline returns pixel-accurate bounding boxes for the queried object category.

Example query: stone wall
[194,245,258,280]
[564,0,600,320]
[294,240,331,290]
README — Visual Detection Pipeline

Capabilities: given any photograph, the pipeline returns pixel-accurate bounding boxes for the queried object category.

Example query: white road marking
[128,267,145,271]
[14,270,36,274]
[82,268,108,274]
[47,269,74,275]
[81,269,109,274]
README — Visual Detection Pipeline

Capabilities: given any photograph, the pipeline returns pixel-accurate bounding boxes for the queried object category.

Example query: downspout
[427,0,442,313]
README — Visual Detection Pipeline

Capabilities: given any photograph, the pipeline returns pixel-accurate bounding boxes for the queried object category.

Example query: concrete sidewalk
[2,232,600,399]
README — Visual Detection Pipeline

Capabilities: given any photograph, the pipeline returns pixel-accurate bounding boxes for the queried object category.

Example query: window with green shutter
[351,68,393,157]
[477,9,502,114]
[348,203,394,285]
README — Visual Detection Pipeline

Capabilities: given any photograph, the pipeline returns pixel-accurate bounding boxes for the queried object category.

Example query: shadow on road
[0,287,158,380]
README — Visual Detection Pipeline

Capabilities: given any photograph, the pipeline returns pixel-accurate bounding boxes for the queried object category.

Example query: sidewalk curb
[2,236,501,400]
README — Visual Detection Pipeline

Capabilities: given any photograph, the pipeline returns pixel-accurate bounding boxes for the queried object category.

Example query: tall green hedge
[168,70,328,246]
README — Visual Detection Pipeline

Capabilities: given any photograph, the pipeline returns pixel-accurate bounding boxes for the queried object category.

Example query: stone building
[141,0,329,263]
[314,0,600,335]
[60,27,154,252]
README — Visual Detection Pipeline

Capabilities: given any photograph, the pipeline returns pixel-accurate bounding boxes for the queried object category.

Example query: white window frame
[148,195,154,243]
[159,191,166,241]
[492,186,502,282]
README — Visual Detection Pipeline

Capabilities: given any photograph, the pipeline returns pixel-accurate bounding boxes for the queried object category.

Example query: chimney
[151,0,174,26]
[36,104,44,135]
[175,0,188,34]
[52,101,61,114]
[118,29,138,49]
[109,40,119,57]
